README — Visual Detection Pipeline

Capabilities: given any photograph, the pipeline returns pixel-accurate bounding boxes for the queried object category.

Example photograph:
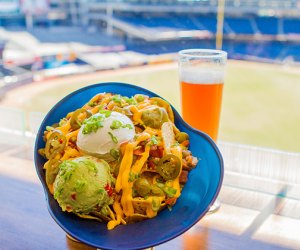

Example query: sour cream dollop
[77,111,135,161]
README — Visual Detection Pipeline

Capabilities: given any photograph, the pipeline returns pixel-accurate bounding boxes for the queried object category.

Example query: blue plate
[34,82,223,250]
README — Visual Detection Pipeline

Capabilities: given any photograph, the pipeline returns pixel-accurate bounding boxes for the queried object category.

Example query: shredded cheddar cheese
[131,144,150,173]
[119,143,134,216]
[60,148,81,161]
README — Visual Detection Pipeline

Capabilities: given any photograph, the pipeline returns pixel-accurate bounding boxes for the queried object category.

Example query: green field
[23,61,300,153]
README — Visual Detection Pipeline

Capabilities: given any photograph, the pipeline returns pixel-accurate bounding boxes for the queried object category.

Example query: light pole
[216,0,225,50]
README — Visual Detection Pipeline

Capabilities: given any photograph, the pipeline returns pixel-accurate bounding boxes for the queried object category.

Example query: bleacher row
[103,13,300,63]
[115,13,300,35]
[90,0,300,10]
[123,39,300,63]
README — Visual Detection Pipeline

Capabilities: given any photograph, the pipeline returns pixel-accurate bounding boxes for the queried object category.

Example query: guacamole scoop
[53,156,115,214]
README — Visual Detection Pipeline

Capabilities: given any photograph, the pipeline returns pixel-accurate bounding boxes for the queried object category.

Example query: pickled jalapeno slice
[45,130,66,159]
[157,154,181,180]
[70,108,92,130]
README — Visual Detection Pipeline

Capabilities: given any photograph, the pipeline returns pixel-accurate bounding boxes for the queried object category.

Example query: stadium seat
[255,17,279,35]
[225,17,254,34]
[197,16,217,33]
[283,18,300,34]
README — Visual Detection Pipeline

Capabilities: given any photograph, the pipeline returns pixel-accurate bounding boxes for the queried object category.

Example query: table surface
[1,140,300,250]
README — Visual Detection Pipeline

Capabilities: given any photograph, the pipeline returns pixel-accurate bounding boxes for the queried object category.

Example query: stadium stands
[255,17,279,35]
[224,17,254,34]
[198,16,217,33]
[283,43,300,61]
[103,9,300,63]
[112,12,300,36]
[283,18,300,34]
[1,0,300,65]
[118,14,182,29]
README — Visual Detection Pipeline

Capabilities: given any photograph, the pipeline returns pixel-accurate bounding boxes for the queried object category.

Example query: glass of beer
[178,49,227,141]
[178,49,227,213]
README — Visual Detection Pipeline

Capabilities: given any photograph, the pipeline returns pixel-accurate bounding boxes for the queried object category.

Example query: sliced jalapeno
[45,159,62,187]
[141,107,167,129]
[151,185,164,196]
[150,97,174,122]
[110,148,120,160]
[133,178,151,197]
[70,108,92,130]
[175,132,189,143]
[157,154,181,181]
[151,196,161,211]
[45,130,66,159]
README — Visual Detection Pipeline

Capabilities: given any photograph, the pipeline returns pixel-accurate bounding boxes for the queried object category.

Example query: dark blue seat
[283,18,300,34]
[255,17,278,35]
[225,17,254,34]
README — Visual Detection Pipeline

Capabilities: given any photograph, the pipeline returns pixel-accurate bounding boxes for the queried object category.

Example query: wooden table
[1,141,299,250]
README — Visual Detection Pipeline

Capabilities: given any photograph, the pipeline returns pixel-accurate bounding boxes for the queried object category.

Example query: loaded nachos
[39,92,198,230]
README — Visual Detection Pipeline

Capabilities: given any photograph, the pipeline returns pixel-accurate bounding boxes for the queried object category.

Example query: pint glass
[178,49,227,141]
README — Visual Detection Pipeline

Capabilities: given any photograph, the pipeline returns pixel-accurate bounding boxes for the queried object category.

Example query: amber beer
[179,49,227,142]
[180,76,224,141]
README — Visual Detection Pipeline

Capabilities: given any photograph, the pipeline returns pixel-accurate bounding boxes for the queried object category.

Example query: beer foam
[180,68,224,84]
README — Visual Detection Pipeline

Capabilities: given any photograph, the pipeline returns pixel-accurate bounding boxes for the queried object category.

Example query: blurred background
[0,0,299,153]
